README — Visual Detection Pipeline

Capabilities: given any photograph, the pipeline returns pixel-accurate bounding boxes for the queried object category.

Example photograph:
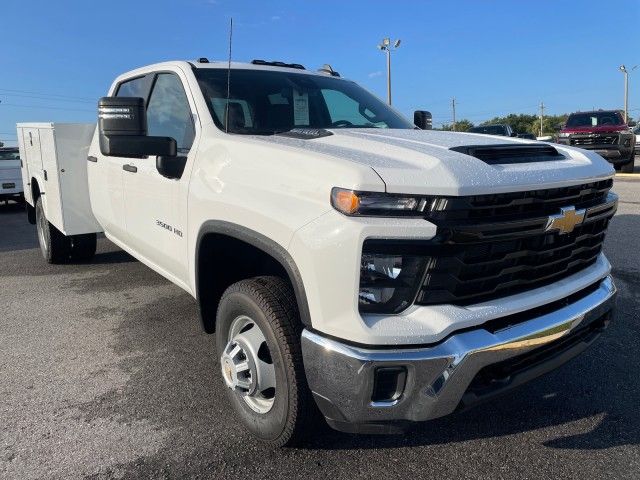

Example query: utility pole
[386,47,391,105]
[619,64,638,123]
[451,97,457,132]
[377,38,401,105]
[539,101,545,137]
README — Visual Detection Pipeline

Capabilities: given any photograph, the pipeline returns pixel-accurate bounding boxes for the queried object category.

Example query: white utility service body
[17,123,100,235]
[18,59,618,444]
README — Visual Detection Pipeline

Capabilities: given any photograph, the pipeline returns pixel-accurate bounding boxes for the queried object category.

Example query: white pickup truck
[18,59,618,446]
[0,147,24,203]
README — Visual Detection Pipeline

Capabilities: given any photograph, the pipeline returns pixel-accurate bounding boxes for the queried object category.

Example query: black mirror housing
[98,96,177,158]
[156,156,187,179]
[100,135,177,158]
[414,110,432,130]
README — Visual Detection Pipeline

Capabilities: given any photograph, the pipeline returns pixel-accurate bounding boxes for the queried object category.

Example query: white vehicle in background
[18,59,618,446]
[0,147,24,204]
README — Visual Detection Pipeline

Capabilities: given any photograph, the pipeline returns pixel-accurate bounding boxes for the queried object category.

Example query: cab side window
[146,73,195,153]
[116,76,151,99]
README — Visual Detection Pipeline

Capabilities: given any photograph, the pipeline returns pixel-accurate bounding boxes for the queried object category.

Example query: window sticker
[293,90,310,126]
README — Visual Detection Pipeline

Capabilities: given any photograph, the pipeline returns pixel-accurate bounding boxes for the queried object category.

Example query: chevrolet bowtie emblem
[545,206,586,234]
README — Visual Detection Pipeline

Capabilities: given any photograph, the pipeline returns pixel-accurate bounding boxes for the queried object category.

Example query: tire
[35,196,70,264]
[621,153,635,173]
[70,233,97,261]
[216,276,320,447]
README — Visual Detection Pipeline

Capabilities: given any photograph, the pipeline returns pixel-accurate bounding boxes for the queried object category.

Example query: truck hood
[256,129,614,196]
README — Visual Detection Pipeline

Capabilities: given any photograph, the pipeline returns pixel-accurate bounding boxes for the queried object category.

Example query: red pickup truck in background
[557,110,636,173]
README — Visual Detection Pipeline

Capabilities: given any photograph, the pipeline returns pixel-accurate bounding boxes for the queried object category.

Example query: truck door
[87,75,153,245]
[122,71,196,284]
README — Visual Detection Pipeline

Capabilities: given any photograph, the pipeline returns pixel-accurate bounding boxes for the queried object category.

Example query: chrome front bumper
[301,276,616,434]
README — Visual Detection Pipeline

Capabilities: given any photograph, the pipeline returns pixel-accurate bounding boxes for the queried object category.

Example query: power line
[0,92,94,104]
[0,103,94,112]
[0,88,95,102]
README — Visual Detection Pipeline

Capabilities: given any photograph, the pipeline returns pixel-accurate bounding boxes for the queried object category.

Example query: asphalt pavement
[1,173,639,479]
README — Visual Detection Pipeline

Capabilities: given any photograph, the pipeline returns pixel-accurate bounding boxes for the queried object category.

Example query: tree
[0,141,4,147]
[481,114,538,135]
[480,113,570,136]
[440,119,474,132]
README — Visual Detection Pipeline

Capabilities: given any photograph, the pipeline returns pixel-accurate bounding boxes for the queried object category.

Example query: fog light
[372,367,407,403]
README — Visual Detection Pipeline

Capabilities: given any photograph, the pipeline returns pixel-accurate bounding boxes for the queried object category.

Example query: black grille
[570,134,618,146]
[415,216,610,305]
[425,179,612,224]
[362,180,617,308]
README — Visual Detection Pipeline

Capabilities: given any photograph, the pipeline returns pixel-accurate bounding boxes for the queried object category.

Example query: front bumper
[302,275,616,434]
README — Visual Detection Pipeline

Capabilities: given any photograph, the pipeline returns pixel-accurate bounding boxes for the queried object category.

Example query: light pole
[619,64,638,123]
[377,37,401,105]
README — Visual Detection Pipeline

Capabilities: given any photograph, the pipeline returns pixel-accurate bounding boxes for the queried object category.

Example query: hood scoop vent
[450,144,565,165]
[276,128,333,140]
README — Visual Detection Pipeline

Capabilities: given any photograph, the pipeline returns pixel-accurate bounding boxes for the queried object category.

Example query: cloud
[271,15,281,21]
[368,71,383,78]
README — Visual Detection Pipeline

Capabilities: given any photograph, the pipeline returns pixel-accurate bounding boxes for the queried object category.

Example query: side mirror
[553,124,563,132]
[98,97,176,157]
[414,110,432,130]
[510,131,518,137]
[628,120,637,127]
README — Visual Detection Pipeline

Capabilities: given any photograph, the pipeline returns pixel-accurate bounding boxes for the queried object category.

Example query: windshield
[566,111,624,127]
[0,149,20,160]
[194,68,414,135]
[469,125,507,135]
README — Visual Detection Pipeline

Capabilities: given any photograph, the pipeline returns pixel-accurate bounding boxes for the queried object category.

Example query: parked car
[557,110,635,173]
[0,147,24,203]
[517,133,536,140]
[19,59,618,446]
[468,124,516,137]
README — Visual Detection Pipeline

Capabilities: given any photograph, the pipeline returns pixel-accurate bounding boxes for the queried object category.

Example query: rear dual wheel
[216,276,320,447]
[35,197,97,263]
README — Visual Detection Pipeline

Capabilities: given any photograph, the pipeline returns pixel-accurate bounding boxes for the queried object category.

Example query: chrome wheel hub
[221,315,276,414]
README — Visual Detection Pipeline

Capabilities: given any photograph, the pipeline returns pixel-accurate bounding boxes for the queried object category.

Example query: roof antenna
[225,17,233,133]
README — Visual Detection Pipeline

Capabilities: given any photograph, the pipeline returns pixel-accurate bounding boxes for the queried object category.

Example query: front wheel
[215,276,320,447]
[35,197,70,264]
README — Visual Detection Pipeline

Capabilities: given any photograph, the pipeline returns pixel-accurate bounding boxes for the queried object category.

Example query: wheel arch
[195,220,312,334]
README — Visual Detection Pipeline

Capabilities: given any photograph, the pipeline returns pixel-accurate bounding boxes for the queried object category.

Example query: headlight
[359,251,429,314]
[558,132,571,138]
[331,187,434,217]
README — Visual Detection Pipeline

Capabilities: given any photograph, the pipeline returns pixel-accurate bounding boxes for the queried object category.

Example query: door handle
[122,164,138,173]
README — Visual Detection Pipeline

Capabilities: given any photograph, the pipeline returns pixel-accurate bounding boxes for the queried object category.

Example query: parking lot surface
[1,174,639,480]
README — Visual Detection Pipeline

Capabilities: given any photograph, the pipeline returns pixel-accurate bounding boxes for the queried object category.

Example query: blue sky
[1,0,639,145]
